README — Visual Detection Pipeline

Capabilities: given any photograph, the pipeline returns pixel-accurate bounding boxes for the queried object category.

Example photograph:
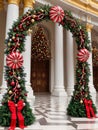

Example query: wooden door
[31,60,49,93]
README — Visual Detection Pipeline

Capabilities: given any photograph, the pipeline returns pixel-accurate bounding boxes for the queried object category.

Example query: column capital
[23,0,35,8]
[7,0,21,6]
[86,23,93,32]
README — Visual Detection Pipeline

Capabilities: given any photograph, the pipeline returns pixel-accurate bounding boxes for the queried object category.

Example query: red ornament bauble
[6,52,23,69]
[10,81,15,86]
[49,6,64,22]
[77,48,90,62]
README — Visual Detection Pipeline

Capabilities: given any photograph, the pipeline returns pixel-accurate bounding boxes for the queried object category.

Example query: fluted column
[66,30,74,99]
[23,0,35,109]
[86,23,96,104]
[1,0,20,100]
[52,24,67,96]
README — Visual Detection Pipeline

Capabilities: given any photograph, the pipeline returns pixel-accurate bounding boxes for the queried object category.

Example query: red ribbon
[8,100,25,130]
[84,99,96,118]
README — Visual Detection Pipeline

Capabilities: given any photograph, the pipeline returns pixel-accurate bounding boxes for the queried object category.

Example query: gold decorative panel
[64,0,98,16]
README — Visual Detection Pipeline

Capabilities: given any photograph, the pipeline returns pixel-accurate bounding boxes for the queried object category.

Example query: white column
[66,30,74,99]
[1,2,19,98]
[52,23,67,96]
[23,7,35,109]
[86,23,96,104]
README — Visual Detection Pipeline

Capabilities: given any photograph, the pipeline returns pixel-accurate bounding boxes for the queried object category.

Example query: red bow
[8,100,25,130]
[84,99,96,118]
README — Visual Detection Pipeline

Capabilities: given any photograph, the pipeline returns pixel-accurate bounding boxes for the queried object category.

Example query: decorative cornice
[64,0,98,16]
[86,23,93,32]
[7,0,21,6]
[23,0,35,8]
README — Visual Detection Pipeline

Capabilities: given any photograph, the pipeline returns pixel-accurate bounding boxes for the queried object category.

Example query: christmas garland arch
[0,4,97,129]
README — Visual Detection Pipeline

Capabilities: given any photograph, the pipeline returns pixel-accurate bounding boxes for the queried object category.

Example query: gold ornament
[31,19,35,23]
[12,36,15,39]
[9,90,12,95]
[80,99,83,104]
[40,9,44,12]
[32,15,36,18]
[8,42,11,46]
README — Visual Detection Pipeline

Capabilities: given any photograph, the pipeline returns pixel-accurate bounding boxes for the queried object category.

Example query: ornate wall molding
[64,0,98,16]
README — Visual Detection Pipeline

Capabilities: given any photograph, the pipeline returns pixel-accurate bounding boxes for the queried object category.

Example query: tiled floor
[33,93,98,130]
[0,93,98,130]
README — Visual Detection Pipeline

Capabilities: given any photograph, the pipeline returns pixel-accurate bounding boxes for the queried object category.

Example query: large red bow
[84,99,96,118]
[8,100,25,130]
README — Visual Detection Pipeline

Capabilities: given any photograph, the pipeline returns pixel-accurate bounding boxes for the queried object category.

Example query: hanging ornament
[80,99,83,104]
[17,84,20,88]
[8,42,11,46]
[18,76,21,80]
[9,90,12,95]
[10,80,15,86]
[31,19,35,23]
[49,6,64,22]
[6,52,23,69]
[32,15,36,19]
[77,48,90,62]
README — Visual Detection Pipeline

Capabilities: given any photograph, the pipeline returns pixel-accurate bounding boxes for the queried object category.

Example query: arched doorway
[31,26,51,93]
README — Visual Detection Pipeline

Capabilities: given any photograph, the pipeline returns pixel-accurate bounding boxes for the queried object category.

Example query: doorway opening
[31,60,50,93]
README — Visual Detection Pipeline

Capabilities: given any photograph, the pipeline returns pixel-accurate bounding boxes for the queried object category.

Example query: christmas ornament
[9,90,12,95]
[18,76,21,80]
[80,99,83,104]
[32,15,36,18]
[31,19,35,23]
[6,52,23,69]
[49,6,64,22]
[17,84,20,88]
[8,42,11,46]
[77,48,90,62]
[10,81,15,86]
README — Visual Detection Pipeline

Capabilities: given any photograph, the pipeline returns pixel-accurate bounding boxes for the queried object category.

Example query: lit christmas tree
[32,26,51,61]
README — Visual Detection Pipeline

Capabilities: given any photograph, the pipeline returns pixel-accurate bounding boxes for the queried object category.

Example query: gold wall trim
[7,0,21,6]
[23,0,35,8]
[64,0,98,16]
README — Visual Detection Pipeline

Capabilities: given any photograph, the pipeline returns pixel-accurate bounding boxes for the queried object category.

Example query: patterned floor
[32,93,98,130]
[0,93,98,130]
